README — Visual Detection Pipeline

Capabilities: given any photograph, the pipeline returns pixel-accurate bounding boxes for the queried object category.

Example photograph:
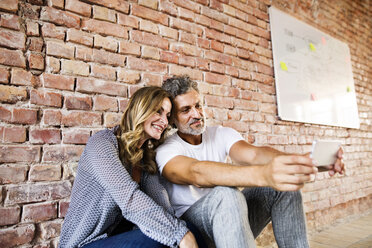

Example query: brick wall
[0,0,370,247]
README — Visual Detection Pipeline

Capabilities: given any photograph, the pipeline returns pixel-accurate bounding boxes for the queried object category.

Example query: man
[156,76,344,248]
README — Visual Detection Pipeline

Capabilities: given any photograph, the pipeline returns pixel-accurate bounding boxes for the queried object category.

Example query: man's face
[173,90,205,135]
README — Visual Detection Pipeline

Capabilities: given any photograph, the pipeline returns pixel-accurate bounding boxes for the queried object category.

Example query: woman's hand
[179,231,198,248]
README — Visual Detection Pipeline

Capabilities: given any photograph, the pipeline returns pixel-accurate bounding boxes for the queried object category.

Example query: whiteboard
[269,7,360,129]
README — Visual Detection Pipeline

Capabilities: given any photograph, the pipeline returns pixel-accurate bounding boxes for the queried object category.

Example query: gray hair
[162,75,199,99]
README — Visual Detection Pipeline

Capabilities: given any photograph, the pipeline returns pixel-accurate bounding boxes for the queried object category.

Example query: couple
[59,76,344,248]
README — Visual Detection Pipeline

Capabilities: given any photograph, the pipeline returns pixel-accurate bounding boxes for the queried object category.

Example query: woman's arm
[86,132,190,248]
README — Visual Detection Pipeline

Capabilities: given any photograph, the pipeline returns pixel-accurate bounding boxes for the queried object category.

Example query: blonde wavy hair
[116,86,171,174]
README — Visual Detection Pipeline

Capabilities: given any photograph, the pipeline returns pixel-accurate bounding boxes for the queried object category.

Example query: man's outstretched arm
[161,153,318,191]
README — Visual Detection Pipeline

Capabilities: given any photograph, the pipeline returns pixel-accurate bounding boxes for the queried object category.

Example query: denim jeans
[181,186,309,248]
[81,221,207,248]
[81,229,165,248]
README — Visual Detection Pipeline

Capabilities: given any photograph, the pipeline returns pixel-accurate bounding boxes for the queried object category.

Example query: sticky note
[321,37,326,45]
[309,43,316,51]
[347,86,351,92]
[311,93,316,101]
[280,61,288,71]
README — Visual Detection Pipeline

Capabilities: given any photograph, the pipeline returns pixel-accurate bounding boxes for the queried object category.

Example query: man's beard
[175,116,206,135]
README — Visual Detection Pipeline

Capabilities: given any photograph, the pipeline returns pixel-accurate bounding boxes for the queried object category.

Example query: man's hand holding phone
[311,140,345,176]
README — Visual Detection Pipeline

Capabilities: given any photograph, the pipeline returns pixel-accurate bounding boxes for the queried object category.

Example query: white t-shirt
[156,126,244,217]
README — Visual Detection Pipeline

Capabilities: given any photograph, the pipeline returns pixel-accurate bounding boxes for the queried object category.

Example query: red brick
[140,19,159,34]
[171,17,203,36]
[64,95,92,110]
[0,13,20,30]
[47,0,64,9]
[127,56,167,73]
[94,35,118,52]
[61,60,90,76]
[11,68,37,86]
[26,20,39,36]
[12,108,38,125]
[132,4,168,25]
[179,7,195,22]
[142,73,162,86]
[65,0,91,17]
[204,95,233,108]
[169,64,203,81]
[233,99,258,111]
[82,0,129,13]
[205,28,230,43]
[0,145,40,163]
[40,6,80,28]
[42,145,84,162]
[30,164,61,182]
[205,50,232,65]
[159,25,178,40]
[0,206,20,226]
[222,120,249,132]
[0,0,18,13]
[59,201,70,218]
[119,99,129,112]
[0,68,9,83]
[30,128,61,144]
[210,40,224,52]
[0,105,11,122]
[210,62,225,74]
[41,22,65,39]
[119,41,141,56]
[62,111,102,127]
[91,64,116,80]
[0,47,26,68]
[94,95,118,112]
[2,126,27,143]
[226,66,239,77]
[22,202,57,223]
[93,49,125,66]
[159,0,178,16]
[170,43,200,57]
[104,112,122,128]
[45,56,60,73]
[117,13,138,28]
[117,69,140,84]
[0,164,28,184]
[0,28,26,50]
[205,72,231,85]
[46,40,74,59]
[131,30,169,50]
[62,129,90,144]
[93,5,116,22]
[0,224,35,248]
[172,0,199,13]
[180,32,196,45]
[41,73,75,91]
[31,89,62,107]
[0,84,27,103]
[179,54,195,67]
[82,19,128,39]
[77,77,127,97]
[142,46,160,60]
[28,52,45,70]
[43,109,62,126]
[67,29,93,46]
[5,181,72,204]
[196,58,209,71]
[160,51,179,64]
[40,219,63,240]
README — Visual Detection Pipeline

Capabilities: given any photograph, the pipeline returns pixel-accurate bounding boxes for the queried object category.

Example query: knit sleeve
[85,131,188,247]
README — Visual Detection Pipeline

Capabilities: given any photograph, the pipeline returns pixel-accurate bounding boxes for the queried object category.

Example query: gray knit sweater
[58,128,188,248]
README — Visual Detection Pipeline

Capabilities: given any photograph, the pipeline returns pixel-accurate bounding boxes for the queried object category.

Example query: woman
[59,87,200,248]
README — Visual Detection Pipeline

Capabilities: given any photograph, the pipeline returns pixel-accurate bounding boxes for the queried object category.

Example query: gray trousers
[181,186,309,248]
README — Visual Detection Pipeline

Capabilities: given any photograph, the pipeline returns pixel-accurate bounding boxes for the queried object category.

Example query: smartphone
[311,140,342,166]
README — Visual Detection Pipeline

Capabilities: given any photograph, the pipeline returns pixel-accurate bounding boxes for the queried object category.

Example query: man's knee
[209,186,247,209]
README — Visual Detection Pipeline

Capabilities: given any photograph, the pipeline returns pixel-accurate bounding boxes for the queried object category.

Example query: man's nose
[190,107,201,118]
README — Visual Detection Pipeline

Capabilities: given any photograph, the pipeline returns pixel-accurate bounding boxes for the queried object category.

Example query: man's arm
[162,153,318,191]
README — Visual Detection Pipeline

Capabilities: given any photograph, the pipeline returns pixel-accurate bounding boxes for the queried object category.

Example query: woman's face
[143,97,172,140]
